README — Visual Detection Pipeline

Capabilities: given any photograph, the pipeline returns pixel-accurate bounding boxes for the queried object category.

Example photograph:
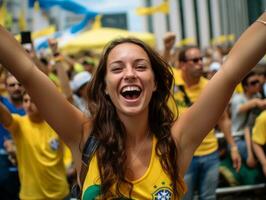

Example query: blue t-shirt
[0,96,25,173]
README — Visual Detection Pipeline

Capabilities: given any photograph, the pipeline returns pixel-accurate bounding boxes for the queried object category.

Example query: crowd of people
[0,11,265,200]
[162,30,266,199]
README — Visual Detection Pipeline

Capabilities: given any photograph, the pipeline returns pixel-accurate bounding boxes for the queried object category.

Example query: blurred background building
[1,0,266,50]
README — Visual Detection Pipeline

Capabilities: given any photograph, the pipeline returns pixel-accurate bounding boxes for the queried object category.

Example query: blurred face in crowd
[83,62,95,74]
[182,48,203,79]
[5,75,24,103]
[257,72,266,85]
[22,94,39,117]
[245,75,261,95]
[105,42,156,117]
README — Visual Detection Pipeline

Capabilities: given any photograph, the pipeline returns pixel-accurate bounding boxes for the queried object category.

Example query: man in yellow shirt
[252,110,266,177]
[169,46,241,200]
[0,92,69,200]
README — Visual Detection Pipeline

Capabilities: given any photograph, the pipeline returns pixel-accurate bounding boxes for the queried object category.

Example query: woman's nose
[123,68,137,81]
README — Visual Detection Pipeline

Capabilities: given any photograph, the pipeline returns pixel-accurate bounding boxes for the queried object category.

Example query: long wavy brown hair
[86,38,183,199]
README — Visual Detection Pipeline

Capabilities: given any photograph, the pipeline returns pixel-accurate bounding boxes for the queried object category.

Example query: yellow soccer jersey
[170,68,218,156]
[252,110,266,146]
[6,114,69,200]
[82,136,186,199]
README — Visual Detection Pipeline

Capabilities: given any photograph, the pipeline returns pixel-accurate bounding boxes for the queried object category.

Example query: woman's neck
[119,109,149,146]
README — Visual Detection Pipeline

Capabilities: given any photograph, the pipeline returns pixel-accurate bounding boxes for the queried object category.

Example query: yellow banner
[136,0,169,16]
[19,9,27,31]
[32,26,56,39]
[211,34,235,45]
[176,37,197,47]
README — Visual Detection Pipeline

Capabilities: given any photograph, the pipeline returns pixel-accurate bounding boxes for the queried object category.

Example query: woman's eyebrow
[108,60,124,66]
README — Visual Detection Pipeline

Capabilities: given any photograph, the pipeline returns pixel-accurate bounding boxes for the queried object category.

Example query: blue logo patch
[152,187,172,200]
[49,138,60,151]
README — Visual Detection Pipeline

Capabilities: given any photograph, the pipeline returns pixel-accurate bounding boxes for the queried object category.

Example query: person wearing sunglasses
[230,71,266,168]
[169,46,241,200]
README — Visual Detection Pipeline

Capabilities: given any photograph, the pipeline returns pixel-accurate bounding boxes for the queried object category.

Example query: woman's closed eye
[135,64,147,71]
[110,65,123,73]
[135,61,150,71]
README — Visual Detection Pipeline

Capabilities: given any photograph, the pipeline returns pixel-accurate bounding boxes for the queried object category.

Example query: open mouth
[120,86,142,100]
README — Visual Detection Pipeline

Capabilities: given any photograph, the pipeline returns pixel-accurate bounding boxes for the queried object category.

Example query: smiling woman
[0,11,265,200]
[86,38,180,199]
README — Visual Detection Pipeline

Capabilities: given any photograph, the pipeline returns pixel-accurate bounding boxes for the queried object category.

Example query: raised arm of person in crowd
[0,27,87,158]
[162,32,176,62]
[48,38,74,103]
[173,12,266,174]
[24,41,48,75]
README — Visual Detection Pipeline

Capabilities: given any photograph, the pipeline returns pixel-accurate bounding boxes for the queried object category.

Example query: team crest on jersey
[49,138,60,151]
[152,187,172,200]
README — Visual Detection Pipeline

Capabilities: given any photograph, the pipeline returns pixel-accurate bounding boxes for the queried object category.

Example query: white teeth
[121,86,141,93]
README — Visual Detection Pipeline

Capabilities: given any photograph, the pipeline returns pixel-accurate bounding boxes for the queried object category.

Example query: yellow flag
[211,35,225,45]
[136,0,169,16]
[176,37,197,47]
[32,25,56,39]
[19,8,27,31]
[0,0,7,26]
[211,34,235,45]
[0,0,12,29]
[34,0,40,12]
[227,34,235,42]
[91,15,102,30]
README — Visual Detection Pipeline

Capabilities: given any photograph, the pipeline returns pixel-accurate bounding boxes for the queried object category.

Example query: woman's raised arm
[0,26,88,149]
[174,12,266,173]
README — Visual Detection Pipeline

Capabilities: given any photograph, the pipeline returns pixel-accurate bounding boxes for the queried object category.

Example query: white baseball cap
[70,71,92,92]
[209,62,221,72]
